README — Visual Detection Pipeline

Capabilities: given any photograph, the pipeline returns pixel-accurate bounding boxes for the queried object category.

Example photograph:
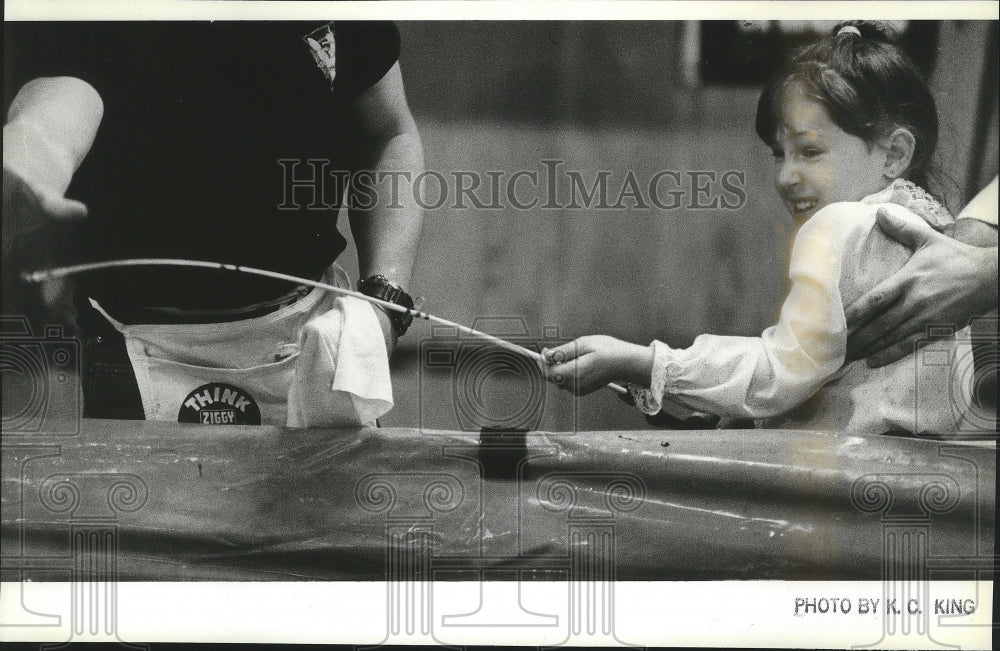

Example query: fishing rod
[23,258,630,396]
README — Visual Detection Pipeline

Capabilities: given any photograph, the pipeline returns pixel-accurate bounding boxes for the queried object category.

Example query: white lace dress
[630,179,985,436]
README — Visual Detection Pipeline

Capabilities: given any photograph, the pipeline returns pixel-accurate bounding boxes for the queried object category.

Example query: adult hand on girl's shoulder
[540,335,654,396]
[845,207,998,367]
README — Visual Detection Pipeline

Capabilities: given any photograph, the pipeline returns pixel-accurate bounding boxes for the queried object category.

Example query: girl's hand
[540,335,654,396]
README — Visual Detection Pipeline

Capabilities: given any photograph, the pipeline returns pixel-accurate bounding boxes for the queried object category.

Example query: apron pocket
[129,352,300,426]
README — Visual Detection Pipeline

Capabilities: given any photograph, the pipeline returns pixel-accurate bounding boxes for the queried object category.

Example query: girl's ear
[883,127,916,180]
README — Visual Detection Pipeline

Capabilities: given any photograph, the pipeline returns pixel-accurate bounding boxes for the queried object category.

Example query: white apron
[88,264,393,427]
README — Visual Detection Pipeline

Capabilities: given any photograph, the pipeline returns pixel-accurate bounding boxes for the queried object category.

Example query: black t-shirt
[3,21,400,310]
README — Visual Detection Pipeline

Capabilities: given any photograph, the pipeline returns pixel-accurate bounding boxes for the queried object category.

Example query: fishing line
[23,258,629,396]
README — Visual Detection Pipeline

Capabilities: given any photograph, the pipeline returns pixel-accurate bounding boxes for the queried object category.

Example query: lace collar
[860,178,953,230]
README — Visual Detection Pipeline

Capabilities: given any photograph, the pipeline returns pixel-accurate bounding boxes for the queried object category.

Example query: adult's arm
[3,76,104,254]
[345,62,425,353]
[845,177,999,367]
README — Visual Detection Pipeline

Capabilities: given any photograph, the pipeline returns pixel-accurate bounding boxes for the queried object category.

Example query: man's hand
[845,207,999,367]
[3,77,102,314]
[540,335,653,396]
[3,77,102,241]
[4,117,90,258]
[4,121,90,311]
[3,156,88,247]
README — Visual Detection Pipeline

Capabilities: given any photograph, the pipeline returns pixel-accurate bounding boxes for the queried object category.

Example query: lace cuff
[860,178,953,229]
[628,340,679,415]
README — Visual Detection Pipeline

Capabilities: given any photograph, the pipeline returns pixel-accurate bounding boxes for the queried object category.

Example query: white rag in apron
[88,264,393,427]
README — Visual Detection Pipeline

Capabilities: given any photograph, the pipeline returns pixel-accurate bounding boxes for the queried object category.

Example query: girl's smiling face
[771,81,892,225]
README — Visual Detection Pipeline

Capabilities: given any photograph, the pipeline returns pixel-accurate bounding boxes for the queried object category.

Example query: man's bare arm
[345,62,425,351]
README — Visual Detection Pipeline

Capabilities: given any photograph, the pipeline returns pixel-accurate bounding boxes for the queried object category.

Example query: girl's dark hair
[755,21,938,189]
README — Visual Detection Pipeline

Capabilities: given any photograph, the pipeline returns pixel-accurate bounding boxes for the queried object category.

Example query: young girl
[541,22,997,436]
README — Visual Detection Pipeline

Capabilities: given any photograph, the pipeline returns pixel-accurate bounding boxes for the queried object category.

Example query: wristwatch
[357,274,415,337]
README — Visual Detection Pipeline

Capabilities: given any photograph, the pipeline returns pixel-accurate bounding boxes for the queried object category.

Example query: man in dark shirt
[3,21,424,422]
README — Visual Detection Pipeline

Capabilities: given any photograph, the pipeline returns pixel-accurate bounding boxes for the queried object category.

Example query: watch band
[357,274,414,337]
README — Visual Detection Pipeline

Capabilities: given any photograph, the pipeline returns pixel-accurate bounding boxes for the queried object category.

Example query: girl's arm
[544,203,868,419]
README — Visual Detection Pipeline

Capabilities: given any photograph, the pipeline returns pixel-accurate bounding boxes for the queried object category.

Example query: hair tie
[837,25,862,37]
